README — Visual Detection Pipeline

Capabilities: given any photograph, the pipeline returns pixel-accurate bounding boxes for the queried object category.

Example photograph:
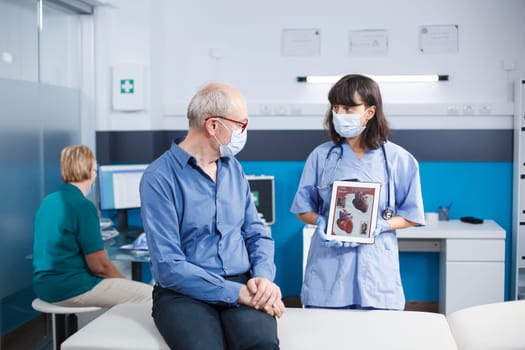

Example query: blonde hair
[60,145,96,183]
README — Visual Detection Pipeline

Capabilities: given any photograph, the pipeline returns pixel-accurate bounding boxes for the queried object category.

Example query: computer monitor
[247,175,275,225]
[97,164,149,231]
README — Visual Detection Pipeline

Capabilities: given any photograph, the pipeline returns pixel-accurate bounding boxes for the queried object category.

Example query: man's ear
[205,118,217,135]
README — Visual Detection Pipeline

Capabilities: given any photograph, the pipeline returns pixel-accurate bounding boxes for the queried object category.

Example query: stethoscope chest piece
[382,208,394,220]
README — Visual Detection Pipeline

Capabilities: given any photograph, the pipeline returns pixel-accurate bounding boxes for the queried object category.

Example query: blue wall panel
[400,253,440,301]
[241,161,306,297]
[241,160,513,300]
[96,131,513,302]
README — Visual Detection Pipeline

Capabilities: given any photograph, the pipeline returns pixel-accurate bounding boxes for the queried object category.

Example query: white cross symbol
[121,80,134,93]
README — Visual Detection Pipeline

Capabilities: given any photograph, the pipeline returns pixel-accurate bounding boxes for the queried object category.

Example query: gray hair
[187,84,234,128]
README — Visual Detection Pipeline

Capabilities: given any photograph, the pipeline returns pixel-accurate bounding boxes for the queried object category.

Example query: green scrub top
[33,183,104,302]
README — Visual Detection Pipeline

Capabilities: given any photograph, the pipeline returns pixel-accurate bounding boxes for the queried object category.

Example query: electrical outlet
[463,104,474,115]
[259,104,273,116]
[273,104,288,116]
[289,105,302,116]
[447,105,460,115]
[478,104,492,114]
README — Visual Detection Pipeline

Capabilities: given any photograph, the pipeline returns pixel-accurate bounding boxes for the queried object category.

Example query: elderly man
[140,82,284,350]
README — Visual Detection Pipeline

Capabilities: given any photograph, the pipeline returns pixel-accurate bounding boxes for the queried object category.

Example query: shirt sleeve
[77,201,104,254]
[392,149,426,226]
[140,170,242,306]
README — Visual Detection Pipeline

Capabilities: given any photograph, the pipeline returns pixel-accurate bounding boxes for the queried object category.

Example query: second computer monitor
[98,164,149,210]
[97,164,149,232]
[247,175,275,225]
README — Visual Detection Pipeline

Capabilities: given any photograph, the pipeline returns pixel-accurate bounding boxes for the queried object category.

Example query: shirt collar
[60,182,84,196]
[169,137,192,170]
[169,137,231,170]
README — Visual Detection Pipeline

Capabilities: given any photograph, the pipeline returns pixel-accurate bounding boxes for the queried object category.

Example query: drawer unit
[446,239,505,262]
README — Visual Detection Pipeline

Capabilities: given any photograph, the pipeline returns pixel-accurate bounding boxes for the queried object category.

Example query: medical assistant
[291,140,425,310]
[33,183,103,302]
[140,140,276,305]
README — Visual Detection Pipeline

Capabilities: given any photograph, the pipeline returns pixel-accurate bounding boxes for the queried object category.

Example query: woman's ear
[88,168,96,183]
[366,105,376,120]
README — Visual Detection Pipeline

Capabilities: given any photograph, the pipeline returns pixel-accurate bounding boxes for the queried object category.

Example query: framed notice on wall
[419,25,459,53]
[326,181,381,244]
[349,29,388,55]
[281,28,321,56]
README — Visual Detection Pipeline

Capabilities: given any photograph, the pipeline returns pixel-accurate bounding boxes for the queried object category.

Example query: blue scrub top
[291,141,425,309]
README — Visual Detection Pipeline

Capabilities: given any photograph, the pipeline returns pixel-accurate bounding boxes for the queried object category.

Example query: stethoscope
[318,143,394,220]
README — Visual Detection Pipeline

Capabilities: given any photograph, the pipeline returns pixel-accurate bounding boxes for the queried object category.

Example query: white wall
[94,0,153,130]
[94,0,525,131]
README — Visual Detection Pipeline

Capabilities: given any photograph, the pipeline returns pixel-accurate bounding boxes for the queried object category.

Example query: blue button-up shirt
[140,140,276,305]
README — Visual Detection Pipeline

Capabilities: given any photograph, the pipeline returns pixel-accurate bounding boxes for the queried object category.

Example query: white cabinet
[401,221,505,314]
[445,262,503,313]
[512,78,525,300]
[441,239,505,314]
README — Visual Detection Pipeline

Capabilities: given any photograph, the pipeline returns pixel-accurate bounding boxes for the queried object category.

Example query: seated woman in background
[32,145,151,307]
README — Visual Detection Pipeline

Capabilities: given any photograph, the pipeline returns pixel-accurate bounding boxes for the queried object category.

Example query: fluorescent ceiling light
[297,75,449,84]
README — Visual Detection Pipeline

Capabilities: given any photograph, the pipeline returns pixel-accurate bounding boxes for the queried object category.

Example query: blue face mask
[332,112,366,138]
[215,121,247,157]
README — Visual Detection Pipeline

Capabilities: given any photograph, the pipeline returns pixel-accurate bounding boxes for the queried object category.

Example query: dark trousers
[152,279,279,350]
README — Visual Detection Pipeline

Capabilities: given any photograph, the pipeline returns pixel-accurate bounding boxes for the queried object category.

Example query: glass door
[0,0,90,343]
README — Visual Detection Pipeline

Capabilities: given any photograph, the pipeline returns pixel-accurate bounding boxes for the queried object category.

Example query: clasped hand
[238,277,285,318]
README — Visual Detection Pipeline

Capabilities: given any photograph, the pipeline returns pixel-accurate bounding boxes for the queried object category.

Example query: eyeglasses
[208,116,248,133]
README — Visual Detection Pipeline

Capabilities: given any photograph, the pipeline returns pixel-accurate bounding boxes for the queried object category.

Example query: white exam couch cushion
[62,303,457,350]
[279,308,457,350]
[447,300,525,350]
[61,302,168,350]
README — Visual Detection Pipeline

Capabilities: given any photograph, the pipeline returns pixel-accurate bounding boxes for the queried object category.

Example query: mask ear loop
[364,106,377,125]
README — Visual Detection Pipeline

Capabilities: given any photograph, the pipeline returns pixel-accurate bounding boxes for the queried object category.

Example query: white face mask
[215,120,247,157]
[332,112,366,138]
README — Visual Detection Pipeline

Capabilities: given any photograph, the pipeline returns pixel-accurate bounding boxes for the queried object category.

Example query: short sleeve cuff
[396,209,425,227]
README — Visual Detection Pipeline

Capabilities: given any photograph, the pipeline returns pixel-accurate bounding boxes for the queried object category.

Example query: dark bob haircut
[324,74,390,150]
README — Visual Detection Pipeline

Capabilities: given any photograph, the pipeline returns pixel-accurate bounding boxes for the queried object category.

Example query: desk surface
[398,220,505,239]
[105,233,150,263]
[109,220,506,263]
